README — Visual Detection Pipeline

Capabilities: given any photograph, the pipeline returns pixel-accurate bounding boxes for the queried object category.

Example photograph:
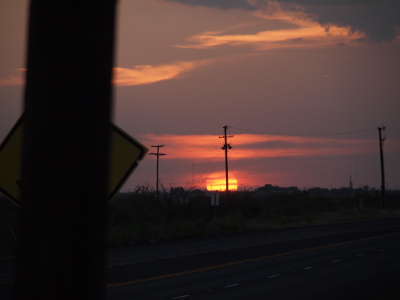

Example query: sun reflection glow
[206,172,238,191]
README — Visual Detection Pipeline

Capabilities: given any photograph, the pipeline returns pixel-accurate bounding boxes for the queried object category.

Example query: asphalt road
[1,217,400,299]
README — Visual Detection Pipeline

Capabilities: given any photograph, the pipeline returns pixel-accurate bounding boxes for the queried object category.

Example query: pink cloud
[137,133,390,161]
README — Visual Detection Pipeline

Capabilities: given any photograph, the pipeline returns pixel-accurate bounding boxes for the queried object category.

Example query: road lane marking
[303,267,313,270]
[356,254,364,257]
[379,249,386,252]
[105,231,400,288]
[107,227,400,268]
[225,284,239,288]
[172,295,189,299]
[268,275,279,278]
[332,260,341,263]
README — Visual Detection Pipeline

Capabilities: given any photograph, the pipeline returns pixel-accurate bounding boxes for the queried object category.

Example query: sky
[1,0,400,192]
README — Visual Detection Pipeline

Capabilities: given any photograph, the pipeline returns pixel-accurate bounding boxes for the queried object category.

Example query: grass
[104,188,400,246]
[1,188,399,258]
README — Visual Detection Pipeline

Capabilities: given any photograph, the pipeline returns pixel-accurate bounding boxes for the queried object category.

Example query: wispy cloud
[113,60,210,86]
[175,2,364,50]
[165,0,400,43]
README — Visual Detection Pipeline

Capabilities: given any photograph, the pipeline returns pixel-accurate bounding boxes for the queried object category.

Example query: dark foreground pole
[16,1,117,299]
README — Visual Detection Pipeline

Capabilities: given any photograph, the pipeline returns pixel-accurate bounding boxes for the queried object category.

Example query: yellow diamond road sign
[0,116,148,205]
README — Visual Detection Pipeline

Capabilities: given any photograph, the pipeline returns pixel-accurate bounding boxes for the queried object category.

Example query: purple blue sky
[1,0,400,191]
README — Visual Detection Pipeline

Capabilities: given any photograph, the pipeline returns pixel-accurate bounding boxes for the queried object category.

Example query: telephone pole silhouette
[149,145,165,199]
[219,126,233,197]
[378,127,386,209]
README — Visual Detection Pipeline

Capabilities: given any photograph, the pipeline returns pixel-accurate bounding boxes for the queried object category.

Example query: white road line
[268,275,279,278]
[172,295,189,299]
[225,284,239,288]
[379,249,386,252]
[332,260,341,263]
[357,254,364,257]
[303,267,313,270]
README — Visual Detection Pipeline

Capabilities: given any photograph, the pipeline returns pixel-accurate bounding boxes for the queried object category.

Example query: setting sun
[206,172,238,191]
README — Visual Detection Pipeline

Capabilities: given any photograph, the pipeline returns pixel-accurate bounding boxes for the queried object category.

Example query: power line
[229,125,376,137]
[269,152,379,161]
[160,159,176,187]
[197,156,222,187]
[196,138,222,186]
[201,157,224,187]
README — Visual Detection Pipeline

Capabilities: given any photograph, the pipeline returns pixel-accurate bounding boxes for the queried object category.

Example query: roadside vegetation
[1,184,399,258]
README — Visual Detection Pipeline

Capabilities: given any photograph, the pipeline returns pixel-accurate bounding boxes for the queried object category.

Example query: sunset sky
[1,0,400,192]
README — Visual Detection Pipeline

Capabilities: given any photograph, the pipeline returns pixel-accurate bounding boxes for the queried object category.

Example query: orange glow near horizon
[206,172,238,191]
[137,133,383,161]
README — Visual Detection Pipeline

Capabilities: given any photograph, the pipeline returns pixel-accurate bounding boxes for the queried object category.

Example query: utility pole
[192,164,194,185]
[378,127,386,209]
[219,126,233,197]
[149,145,165,199]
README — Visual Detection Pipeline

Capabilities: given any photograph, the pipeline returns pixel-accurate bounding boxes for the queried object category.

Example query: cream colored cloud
[175,1,364,50]
[113,60,210,86]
